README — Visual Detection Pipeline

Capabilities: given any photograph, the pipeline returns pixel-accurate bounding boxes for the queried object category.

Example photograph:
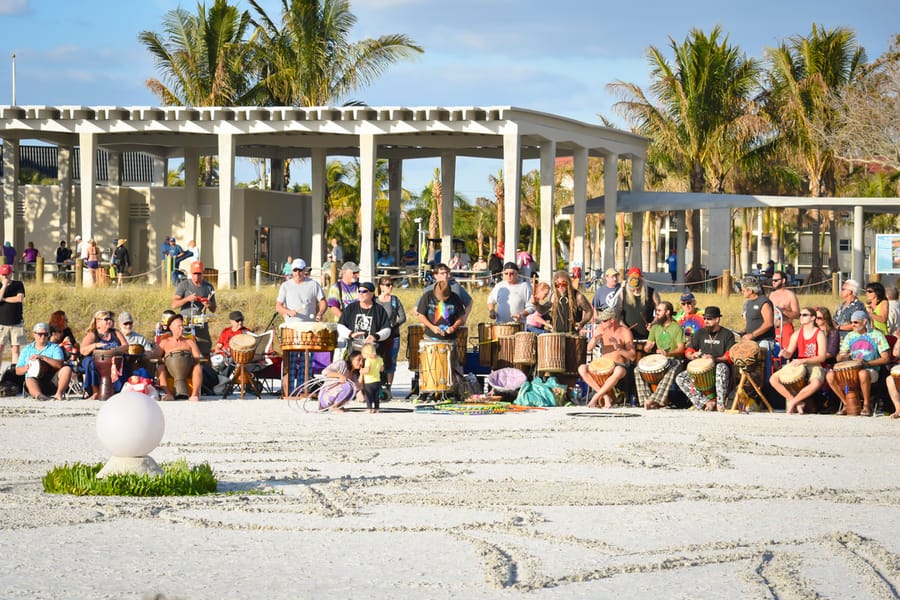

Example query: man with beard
[636,301,685,409]
[620,267,660,341]
[676,306,735,411]
[579,307,636,408]
[768,270,800,355]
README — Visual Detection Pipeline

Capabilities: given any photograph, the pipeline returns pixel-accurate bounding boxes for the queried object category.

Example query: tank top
[744,294,775,341]
[796,327,819,360]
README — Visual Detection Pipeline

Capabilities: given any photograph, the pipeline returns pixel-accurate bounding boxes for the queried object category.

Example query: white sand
[1,367,899,599]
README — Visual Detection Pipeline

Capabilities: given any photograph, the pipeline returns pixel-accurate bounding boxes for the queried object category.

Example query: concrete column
[388,159,402,264]
[78,132,96,243]
[852,204,864,283]
[502,131,522,265]
[630,157,645,270]
[2,139,19,246]
[216,132,235,288]
[603,152,618,273]
[539,140,556,279]
[676,210,687,284]
[107,151,123,186]
[310,148,326,271]
[440,153,456,264]
[184,147,199,244]
[270,157,285,191]
[572,146,588,269]
[152,155,167,186]
[358,133,376,281]
[58,146,73,242]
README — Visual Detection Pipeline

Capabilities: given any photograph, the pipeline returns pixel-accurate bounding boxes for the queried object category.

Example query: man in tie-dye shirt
[416,280,465,341]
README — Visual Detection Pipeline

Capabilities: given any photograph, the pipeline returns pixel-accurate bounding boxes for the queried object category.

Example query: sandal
[860,408,872,417]
[836,409,847,416]
[891,412,900,419]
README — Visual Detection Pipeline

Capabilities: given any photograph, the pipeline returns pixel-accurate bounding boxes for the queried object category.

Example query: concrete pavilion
[0,105,648,286]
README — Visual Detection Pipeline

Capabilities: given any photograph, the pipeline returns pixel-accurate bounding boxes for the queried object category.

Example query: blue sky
[0,0,894,199]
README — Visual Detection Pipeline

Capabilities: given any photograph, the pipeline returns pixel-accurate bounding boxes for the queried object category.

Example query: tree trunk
[828,213,840,274]
[615,212,626,269]
[741,208,751,277]
[641,212,652,273]
[688,209,701,270]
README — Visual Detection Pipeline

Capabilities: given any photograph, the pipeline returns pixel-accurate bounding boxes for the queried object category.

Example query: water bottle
[483,377,490,395]
[569,386,580,405]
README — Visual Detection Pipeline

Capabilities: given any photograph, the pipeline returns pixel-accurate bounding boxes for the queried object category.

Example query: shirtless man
[154,313,203,402]
[768,270,800,351]
[578,307,636,408]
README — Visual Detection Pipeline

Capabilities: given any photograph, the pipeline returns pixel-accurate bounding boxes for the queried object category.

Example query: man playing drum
[675,306,735,412]
[416,280,466,342]
[337,282,391,353]
[487,262,533,324]
[740,277,776,378]
[620,267,660,341]
[824,310,889,416]
[768,307,827,414]
[276,258,328,395]
[173,260,217,356]
[414,263,474,324]
[211,311,251,377]
[15,322,72,401]
[636,301,685,409]
[578,307,636,408]
[155,314,204,402]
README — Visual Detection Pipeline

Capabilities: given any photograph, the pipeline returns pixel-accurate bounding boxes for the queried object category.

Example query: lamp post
[11,53,16,105]
[414,217,423,284]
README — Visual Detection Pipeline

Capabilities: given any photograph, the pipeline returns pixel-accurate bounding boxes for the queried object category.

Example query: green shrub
[42,458,218,496]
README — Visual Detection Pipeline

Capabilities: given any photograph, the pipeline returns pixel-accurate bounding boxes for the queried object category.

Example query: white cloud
[0,0,28,16]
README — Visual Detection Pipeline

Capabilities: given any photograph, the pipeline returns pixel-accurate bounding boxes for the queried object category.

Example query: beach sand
[1,366,899,599]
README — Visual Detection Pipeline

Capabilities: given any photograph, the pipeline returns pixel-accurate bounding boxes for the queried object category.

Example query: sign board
[874,234,900,274]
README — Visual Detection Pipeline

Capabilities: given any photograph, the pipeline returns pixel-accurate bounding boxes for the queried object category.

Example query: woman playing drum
[768,307,827,414]
[675,306,735,411]
[577,307,636,408]
[80,310,129,400]
[824,310,890,416]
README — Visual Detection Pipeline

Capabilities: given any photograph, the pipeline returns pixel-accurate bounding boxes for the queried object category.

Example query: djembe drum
[565,334,587,374]
[777,362,808,397]
[729,340,762,370]
[891,364,900,388]
[230,333,257,365]
[478,322,495,367]
[686,357,716,400]
[833,360,863,415]
[407,324,425,371]
[164,350,195,399]
[24,357,53,381]
[585,356,615,390]
[637,354,669,392]
[513,331,537,366]
[93,349,122,401]
[496,336,516,369]
[536,333,567,373]
[455,325,469,367]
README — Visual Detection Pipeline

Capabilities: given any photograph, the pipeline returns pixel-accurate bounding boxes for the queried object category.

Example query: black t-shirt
[689,326,735,360]
[0,280,25,325]
[339,301,391,340]
[416,290,465,340]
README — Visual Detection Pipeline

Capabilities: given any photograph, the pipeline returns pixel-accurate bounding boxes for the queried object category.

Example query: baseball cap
[0,264,11,276]
[359,281,376,293]
[626,267,641,279]
[32,322,49,333]
[604,268,618,277]
[850,310,868,322]
[190,261,204,274]
[291,258,308,271]
[117,311,134,325]
[680,292,696,303]
[74,235,82,241]
[596,307,615,322]
[342,261,360,273]
[703,306,722,319]
[229,310,244,322]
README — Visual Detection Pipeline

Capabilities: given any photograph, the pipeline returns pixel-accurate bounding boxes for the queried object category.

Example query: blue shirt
[17,341,64,368]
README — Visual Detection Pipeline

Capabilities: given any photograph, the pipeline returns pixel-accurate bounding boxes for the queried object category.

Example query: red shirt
[216,326,250,351]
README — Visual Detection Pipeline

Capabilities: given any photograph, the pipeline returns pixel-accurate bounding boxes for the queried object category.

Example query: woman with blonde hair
[79,310,128,399]
[85,239,101,285]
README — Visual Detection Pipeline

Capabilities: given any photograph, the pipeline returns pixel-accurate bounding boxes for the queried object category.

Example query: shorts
[86,260,100,269]
[0,323,27,347]
[806,365,825,382]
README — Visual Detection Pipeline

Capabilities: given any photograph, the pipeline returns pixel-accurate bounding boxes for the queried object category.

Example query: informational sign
[874,234,900,274]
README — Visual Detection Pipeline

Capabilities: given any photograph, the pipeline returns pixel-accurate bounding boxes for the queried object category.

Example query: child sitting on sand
[359,343,384,413]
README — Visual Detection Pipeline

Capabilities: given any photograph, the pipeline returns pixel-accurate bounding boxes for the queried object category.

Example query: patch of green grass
[42,458,218,496]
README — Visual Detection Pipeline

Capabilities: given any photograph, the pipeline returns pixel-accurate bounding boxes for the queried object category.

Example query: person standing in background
[0,263,26,364]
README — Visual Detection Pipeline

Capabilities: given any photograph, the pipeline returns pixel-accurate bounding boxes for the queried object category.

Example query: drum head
[686,356,714,374]
[588,356,614,375]
[638,354,668,372]
[834,359,862,372]
[230,333,256,352]
[778,362,806,383]
[891,364,900,376]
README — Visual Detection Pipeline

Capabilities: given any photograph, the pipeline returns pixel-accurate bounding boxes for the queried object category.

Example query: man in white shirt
[487,262,534,323]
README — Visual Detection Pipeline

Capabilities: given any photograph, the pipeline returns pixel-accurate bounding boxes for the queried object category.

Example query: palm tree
[765,24,867,283]
[488,171,505,250]
[140,0,262,185]
[609,26,761,275]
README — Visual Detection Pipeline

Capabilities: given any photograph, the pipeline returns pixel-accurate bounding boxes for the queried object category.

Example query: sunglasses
[34,332,48,336]
[866,289,875,293]
[681,301,694,305]
[358,289,372,294]
[772,278,782,282]
[381,282,393,287]
[815,315,824,320]
[504,271,517,276]
[121,322,133,326]
[555,282,567,287]
[851,320,863,325]
[800,312,813,317]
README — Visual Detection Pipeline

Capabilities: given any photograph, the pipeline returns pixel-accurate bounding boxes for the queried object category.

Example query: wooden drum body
[496,336,516,369]
[513,331,537,365]
[637,354,669,392]
[833,360,863,415]
[455,325,468,367]
[25,358,53,381]
[478,322,495,367]
[891,364,900,388]
[565,334,587,374]
[537,333,567,374]
[777,362,808,396]
[280,320,337,353]
[419,340,456,393]
[585,356,615,389]
[687,357,716,399]
[407,324,425,371]
[165,350,196,399]
[230,333,257,365]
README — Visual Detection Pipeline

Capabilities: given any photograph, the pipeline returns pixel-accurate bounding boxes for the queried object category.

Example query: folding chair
[65,356,86,399]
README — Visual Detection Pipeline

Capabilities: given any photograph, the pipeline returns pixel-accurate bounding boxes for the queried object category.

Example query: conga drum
[124,343,146,372]
[513,331,537,365]
[833,360,863,415]
[407,324,425,371]
[492,322,522,340]
[730,340,762,370]
[585,356,615,390]
[536,333,567,373]
[93,349,121,401]
[165,350,196,399]
[565,334,587,374]
[496,336,516,369]
[478,322,495,367]
[686,357,716,400]
[637,354,669,392]
[455,325,469,367]
[25,358,53,381]
[419,340,456,393]
[777,362,808,396]
[230,333,257,365]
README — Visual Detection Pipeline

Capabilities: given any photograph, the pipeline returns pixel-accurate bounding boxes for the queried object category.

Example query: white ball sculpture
[96,390,166,477]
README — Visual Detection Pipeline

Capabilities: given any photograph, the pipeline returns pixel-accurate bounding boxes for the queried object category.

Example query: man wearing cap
[327,261,360,319]
[676,306,735,411]
[769,306,827,414]
[154,314,204,402]
[0,263,26,363]
[173,260,217,356]
[834,279,866,339]
[337,282,391,352]
[277,259,326,322]
[621,267,660,340]
[117,311,154,380]
[15,322,72,401]
[579,307,636,408]
[825,310,889,416]
[592,268,622,319]
[740,276,776,378]
[675,292,705,339]
[414,263,473,324]
[637,301,685,409]
[215,311,251,355]
[487,262,533,323]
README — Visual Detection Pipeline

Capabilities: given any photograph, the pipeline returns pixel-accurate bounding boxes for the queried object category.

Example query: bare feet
[703,400,716,411]
[161,393,175,402]
[796,401,805,415]
[52,394,64,401]
[188,395,200,402]
[587,392,602,408]
[891,412,900,419]
[645,401,661,410]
